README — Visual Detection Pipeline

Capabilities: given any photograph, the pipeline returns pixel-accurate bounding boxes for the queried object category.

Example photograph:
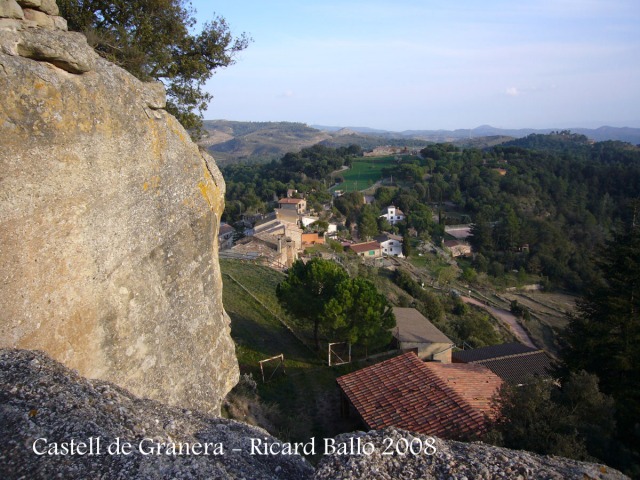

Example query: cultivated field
[330,156,400,192]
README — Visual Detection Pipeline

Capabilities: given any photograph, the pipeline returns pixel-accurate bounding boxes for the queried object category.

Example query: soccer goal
[328,342,351,366]
[258,354,286,383]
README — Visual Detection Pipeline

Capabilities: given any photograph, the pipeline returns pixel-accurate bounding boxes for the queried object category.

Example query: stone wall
[0,0,238,414]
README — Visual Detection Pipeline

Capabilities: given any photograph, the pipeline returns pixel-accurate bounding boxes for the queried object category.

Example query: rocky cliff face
[0,349,628,480]
[0,0,238,414]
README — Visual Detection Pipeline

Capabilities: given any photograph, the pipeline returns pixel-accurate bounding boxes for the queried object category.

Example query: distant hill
[200,120,331,164]
[315,124,640,144]
[200,120,436,164]
[201,120,640,164]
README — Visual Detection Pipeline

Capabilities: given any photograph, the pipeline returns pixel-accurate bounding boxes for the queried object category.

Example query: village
[219,187,471,269]
[218,172,560,446]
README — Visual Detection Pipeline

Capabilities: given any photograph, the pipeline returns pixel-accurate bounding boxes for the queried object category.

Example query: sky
[190,0,640,131]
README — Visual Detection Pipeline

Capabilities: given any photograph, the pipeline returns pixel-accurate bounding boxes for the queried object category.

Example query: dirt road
[461,296,537,348]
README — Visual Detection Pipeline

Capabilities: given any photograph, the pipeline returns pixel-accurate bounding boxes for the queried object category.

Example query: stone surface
[22,7,53,27]
[0,350,313,480]
[314,429,629,480]
[38,0,58,15]
[50,14,65,30]
[0,1,239,415]
[0,17,24,29]
[17,0,42,8]
[0,0,23,19]
[17,0,57,15]
[1,28,96,72]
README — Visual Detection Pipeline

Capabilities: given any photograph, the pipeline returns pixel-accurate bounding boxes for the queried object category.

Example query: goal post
[328,342,351,366]
[258,354,286,383]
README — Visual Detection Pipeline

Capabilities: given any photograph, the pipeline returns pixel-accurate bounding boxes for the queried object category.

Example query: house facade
[380,205,405,225]
[392,307,454,362]
[302,232,324,246]
[218,223,235,250]
[375,232,404,257]
[278,197,306,214]
[348,241,382,258]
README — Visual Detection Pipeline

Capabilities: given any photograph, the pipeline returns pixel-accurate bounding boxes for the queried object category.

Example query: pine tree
[561,211,640,448]
[58,0,250,135]
[276,258,348,350]
[402,233,411,257]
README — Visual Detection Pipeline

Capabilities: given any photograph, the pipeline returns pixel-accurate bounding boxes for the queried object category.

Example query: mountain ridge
[313,124,640,143]
[201,120,640,164]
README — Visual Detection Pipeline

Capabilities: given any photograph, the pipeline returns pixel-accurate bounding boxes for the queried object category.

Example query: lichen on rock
[0,349,312,480]
[0,0,238,415]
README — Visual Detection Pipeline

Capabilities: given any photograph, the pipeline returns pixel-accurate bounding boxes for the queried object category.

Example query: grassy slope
[220,259,362,446]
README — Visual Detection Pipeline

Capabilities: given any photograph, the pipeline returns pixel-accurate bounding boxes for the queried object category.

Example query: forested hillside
[221,132,640,475]
[223,132,640,293]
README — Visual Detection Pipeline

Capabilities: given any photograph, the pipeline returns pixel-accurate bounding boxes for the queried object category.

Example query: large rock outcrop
[0,349,628,480]
[0,349,313,479]
[0,0,238,414]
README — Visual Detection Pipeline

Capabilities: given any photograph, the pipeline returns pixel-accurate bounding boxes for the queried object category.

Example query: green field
[330,156,400,192]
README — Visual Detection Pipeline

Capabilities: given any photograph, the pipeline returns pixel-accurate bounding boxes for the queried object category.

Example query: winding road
[461,296,537,348]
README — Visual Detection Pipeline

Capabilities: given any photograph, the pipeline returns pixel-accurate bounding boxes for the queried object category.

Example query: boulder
[0,349,312,480]
[0,1,238,415]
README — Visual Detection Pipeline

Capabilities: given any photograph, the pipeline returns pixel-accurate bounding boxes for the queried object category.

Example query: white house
[375,232,404,257]
[301,215,319,228]
[380,205,405,225]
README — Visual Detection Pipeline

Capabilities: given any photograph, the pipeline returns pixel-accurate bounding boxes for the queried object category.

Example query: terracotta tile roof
[434,362,502,413]
[348,241,381,254]
[337,352,502,438]
[452,343,553,384]
[278,197,304,204]
[392,307,453,345]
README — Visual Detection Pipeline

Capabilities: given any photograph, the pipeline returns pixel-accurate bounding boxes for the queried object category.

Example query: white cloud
[277,90,295,98]
[506,87,520,96]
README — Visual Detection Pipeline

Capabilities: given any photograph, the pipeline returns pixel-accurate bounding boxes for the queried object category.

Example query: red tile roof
[337,352,502,438]
[348,241,380,254]
[278,198,304,204]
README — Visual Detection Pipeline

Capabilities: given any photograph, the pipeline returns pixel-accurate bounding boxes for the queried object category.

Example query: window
[369,251,375,256]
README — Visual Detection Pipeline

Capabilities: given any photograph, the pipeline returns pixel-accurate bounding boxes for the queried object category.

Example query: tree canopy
[58,0,250,135]
[276,258,394,352]
[561,213,640,453]
[324,277,395,353]
[485,372,617,465]
[276,258,348,349]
